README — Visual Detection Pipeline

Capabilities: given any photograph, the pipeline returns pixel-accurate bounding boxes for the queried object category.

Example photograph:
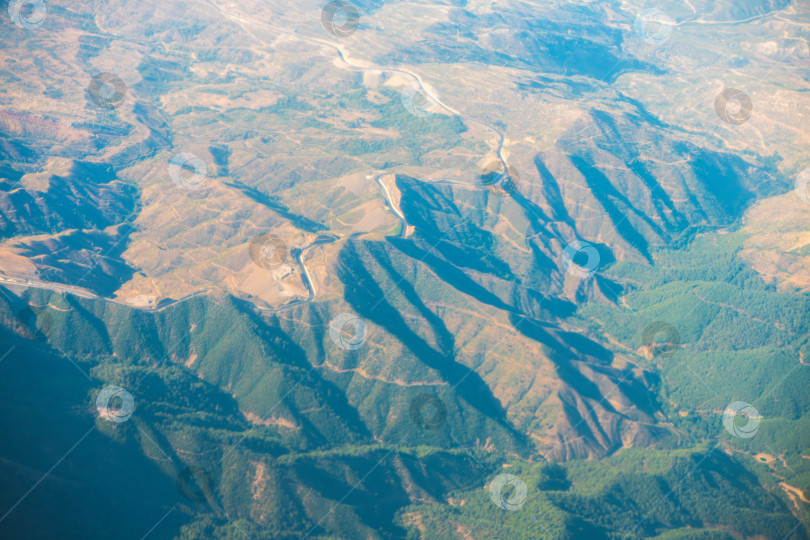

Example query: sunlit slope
[0,0,805,310]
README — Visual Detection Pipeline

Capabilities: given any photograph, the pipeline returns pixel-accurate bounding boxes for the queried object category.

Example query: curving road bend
[374,174,408,238]
[205,0,510,190]
[288,234,339,303]
[1,2,514,315]
[0,234,335,315]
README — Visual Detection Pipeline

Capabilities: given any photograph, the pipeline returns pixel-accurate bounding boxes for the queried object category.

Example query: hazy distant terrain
[0,0,809,538]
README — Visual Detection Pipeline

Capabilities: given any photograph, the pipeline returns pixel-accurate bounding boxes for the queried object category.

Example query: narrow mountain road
[692,290,787,331]
[3,1,515,315]
[291,235,339,302]
[206,0,510,189]
[780,482,810,510]
[0,232,327,315]
[0,273,217,312]
[0,275,100,300]
[374,174,408,237]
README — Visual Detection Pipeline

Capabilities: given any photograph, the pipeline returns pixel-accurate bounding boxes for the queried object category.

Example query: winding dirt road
[2,0,515,314]
[205,0,510,189]
[374,174,408,237]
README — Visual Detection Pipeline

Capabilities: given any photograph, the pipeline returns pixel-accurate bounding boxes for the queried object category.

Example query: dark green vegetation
[1,215,808,538]
[398,228,810,539]
[0,286,513,539]
[405,448,801,539]
[0,95,806,537]
[1,0,808,537]
[580,231,810,509]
